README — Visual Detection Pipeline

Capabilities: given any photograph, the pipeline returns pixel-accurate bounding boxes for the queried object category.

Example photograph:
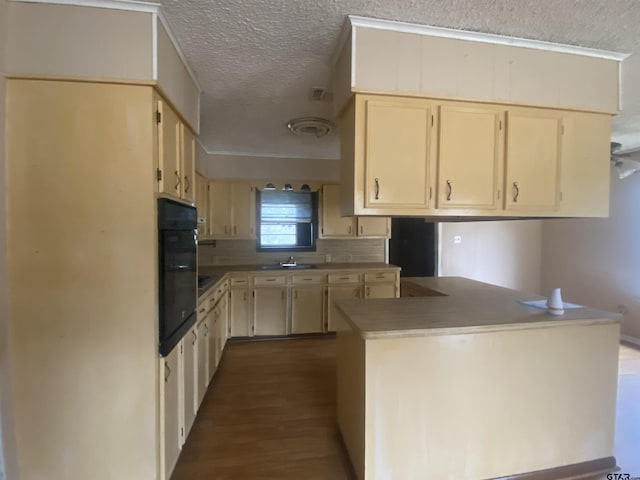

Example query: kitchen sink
[259,264,317,270]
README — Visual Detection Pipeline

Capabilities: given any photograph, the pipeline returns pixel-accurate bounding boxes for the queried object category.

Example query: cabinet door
[195,172,209,235]
[230,288,252,337]
[163,345,181,479]
[321,184,355,237]
[291,286,324,334]
[216,294,228,363]
[327,285,361,332]
[196,318,208,407]
[230,183,256,238]
[157,100,181,198]
[208,308,217,382]
[209,181,231,237]
[438,105,503,209]
[559,111,611,217]
[357,217,390,238]
[183,327,197,438]
[364,97,435,209]
[365,283,397,299]
[181,125,196,203]
[254,287,288,336]
[505,110,561,211]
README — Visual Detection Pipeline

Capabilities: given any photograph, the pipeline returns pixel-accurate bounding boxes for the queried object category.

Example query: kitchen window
[256,190,318,251]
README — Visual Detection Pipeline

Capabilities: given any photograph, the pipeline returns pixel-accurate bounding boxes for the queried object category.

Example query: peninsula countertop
[335,276,621,339]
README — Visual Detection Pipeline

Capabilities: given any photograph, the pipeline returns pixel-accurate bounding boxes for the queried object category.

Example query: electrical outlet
[453,235,462,244]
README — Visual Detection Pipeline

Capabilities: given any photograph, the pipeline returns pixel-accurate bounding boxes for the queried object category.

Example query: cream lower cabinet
[162,344,181,480]
[229,275,252,337]
[182,326,197,438]
[196,315,209,407]
[291,286,325,334]
[327,273,362,332]
[364,271,399,299]
[253,276,288,335]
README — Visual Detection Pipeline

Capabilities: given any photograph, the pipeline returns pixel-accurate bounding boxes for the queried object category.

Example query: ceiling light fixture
[287,117,335,138]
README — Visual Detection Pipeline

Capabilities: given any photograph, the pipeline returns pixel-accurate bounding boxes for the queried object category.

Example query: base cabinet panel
[254,287,288,335]
[230,288,252,337]
[291,286,324,334]
[327,285,362,332]
[162,345,181,480]
[183,328,197,438]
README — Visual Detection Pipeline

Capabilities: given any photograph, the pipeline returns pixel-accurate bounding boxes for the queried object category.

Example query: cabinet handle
[243,291,247,301]
[429,186,432,200]
[294,289,298,299]
[164,363,171,382]
[184,175,190,193]
[367,287,371,297]
[281,290,285,300]
[174,171,181,190]
[204,324,209,336]
[513,182,519,203]
[348,225,352,234]
[199,308,205,314]
[192,330,197,345]
[266,278,276,282]
[360,225,363,235]
[234,225,237,235]
[446,180,452,201]
[339,277,349,280]
[224,225,229,234]
[374,178,380,200]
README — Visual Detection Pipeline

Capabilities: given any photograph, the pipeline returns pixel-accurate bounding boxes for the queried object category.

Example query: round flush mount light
[287,117,335,138]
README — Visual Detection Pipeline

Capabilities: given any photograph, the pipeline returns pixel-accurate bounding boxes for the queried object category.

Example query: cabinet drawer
[229,276,250,286]
[292,274,325,285]
[328,273,361,284]
[364,271,397,283]
[254,275,287,286]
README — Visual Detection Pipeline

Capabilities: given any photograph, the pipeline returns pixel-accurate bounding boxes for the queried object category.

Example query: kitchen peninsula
[335,277,621,480]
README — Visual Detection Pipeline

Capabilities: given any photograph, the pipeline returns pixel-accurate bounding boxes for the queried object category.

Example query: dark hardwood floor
[171,336,355,480]
[172,337,640,479]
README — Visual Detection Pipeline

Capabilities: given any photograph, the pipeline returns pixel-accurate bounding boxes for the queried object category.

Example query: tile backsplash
[198,239,386,266]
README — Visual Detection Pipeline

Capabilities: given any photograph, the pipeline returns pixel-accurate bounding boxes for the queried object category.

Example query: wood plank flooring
[171,336,355,479]
[172,337,640,479]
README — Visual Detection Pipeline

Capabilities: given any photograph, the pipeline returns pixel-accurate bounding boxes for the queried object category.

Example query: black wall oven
[158,198,197,356]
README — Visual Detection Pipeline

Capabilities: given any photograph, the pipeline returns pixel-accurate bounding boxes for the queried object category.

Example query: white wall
[542,174,640,340]
[197,146,340,181]
[440,220,543,294]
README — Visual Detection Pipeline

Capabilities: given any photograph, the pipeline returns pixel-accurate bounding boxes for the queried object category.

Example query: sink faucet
[280,255,297,267]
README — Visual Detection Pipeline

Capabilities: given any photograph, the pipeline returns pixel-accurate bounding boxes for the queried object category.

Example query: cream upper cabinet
[505,109,562,212]
[321,184,355,237]
[195,172,208,234]
[357,217,390,238]
[320,184,390,238]
[230,183,256,238]
[208,181,231,237]
[362,95,436,210]
[207,181,255,239]
[437,104,504,210]
[157,100,181,198]
[559,111,611,217]
[181,125,196,203]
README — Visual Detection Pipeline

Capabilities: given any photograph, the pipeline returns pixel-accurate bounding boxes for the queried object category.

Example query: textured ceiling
[156,0,640,159]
